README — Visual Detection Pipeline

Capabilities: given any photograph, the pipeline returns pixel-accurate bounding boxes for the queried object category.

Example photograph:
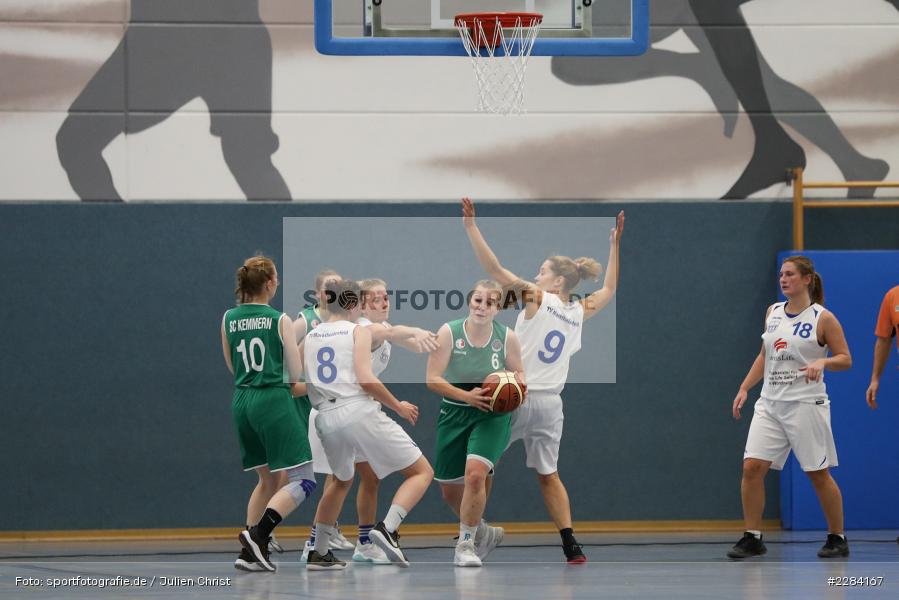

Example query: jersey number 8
[317,346,337,384]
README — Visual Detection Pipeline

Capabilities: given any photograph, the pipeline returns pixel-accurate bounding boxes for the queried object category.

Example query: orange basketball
[482,370,526,413]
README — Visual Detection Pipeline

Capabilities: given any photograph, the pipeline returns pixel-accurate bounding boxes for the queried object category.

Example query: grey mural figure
[56,0,291,202]
[552,0,892,199]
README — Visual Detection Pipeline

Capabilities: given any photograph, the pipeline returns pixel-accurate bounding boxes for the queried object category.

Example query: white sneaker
[454,540,482,567]
[475,525,504,560]
[352,540,392,564]
[301,540,313,562]
[330,528,355,551]
[268,535,284,554]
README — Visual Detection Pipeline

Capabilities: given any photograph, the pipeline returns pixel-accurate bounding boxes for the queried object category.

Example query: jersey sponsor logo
[455,338,466,350]
[766,316,782,333]
[491,339,503,352]
[773,338,788,352]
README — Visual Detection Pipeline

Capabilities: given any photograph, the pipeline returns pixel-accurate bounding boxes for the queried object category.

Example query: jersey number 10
[237,337,266,373]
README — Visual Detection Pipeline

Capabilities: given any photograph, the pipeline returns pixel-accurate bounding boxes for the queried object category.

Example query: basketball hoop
[454,12,543,115]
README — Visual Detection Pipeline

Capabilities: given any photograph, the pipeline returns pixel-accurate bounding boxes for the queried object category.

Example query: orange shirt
[875,285,899,350]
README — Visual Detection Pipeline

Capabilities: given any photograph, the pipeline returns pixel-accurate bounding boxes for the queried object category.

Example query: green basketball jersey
[224,303,287,388]
[298,305,323,333]
[443,318,508,406]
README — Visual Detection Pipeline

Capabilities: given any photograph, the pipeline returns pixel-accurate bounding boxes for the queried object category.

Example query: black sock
[256,508,283,540]
[560,528,577,546]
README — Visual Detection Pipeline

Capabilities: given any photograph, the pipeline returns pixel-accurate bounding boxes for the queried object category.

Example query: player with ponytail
[729,255,852,560]
[461,198,624,564]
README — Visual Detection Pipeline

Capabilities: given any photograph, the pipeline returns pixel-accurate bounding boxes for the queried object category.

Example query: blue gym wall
[2,202,896,531]
[779,251,899,530]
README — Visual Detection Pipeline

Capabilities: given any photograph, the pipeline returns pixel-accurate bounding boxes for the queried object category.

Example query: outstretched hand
[611,210,625,244]
[462,197,476,228]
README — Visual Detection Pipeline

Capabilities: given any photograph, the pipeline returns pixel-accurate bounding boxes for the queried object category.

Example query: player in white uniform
[302,279,434,570]
[461,198,624,563]
[729,255,852,559]
[291,270,357,553]
[301,278,439,564]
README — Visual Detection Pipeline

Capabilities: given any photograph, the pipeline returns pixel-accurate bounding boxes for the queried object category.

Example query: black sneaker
[727,533,767,559]
[563,542,587,564]
[239,527,276,572]
[306,549,348,571]
[234,548,268,572]
[369,521,410,567]
[817,534,849,558]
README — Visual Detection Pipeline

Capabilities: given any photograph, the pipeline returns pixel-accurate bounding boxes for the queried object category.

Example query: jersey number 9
[538,330,566,364]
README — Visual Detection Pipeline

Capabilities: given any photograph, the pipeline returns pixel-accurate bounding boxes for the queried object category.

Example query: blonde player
[301,278,439,564]
[461,198,623,563]
[729,256,852,559]
[426,280,526,567]
[222,256,317,572]
[302,279,434,570]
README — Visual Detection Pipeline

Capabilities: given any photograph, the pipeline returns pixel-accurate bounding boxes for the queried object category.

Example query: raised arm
[462,198,542,306]
[354,326,418,425]
[582,210,624,320]
[426,324,493,412]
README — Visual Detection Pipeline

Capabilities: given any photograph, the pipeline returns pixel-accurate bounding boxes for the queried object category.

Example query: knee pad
[283,463,317,504]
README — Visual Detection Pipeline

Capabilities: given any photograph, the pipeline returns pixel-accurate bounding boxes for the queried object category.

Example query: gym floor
[2,531,898,599]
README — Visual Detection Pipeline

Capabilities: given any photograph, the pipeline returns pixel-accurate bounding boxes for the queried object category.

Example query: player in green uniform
[426,280,526,567]
[221,256,317,573]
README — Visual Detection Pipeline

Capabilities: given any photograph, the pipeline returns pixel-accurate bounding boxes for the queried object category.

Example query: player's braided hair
[235,255,276,304]
[782,255,824,305]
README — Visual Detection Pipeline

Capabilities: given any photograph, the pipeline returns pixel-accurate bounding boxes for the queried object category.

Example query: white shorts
[508,391,564,475]
[308,408,334,474]
[744,397,838,472]
[314,399,422,482]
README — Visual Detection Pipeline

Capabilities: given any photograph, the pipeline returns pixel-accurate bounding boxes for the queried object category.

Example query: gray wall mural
[56,1,290,201]
[551,0,895,199]
[0,0,896,201]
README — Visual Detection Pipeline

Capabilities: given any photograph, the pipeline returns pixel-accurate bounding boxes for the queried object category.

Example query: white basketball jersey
[760,302,829,402]
[304,321,366,409]
[357,317,392,377]
[515,292,584,394]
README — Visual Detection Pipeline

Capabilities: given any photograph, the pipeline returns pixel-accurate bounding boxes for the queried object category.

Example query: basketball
[481,370,526,413]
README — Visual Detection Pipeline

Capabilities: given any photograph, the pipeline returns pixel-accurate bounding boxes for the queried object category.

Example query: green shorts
[232,386,312,472]
[433,401,512,482]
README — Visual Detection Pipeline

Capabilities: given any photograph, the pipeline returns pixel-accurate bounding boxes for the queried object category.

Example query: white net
[455,13,543,115]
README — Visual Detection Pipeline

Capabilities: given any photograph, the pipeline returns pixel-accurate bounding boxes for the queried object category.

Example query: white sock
[475,519,488,541]
[746,530,762,538]
[459,523,478,544]
[314,522,336,554]
[383,504,408,533]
